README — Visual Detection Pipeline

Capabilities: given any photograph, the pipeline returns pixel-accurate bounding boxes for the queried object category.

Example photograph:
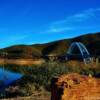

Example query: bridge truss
[67,42,92,64]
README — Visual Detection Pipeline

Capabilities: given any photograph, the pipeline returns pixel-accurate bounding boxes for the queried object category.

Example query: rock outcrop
[51,73,100,100]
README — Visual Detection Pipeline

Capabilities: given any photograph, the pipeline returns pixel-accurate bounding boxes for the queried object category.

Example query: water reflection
[0,66,23,89]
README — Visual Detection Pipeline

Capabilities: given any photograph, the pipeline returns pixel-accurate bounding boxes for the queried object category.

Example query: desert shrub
[28,62,69,90]
[0,61,99,97]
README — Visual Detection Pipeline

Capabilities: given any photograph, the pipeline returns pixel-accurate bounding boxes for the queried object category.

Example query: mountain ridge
[0,32,100,59]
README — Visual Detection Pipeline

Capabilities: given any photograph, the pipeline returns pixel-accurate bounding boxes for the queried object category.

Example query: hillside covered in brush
[0,32,100,59]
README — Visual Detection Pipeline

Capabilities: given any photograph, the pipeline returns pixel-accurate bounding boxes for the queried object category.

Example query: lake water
[0,67,23,90]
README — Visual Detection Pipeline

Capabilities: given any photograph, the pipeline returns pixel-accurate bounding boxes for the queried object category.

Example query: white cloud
[48,27,74,33]
[30,8,100,35]
[44,8,100,33]
[52,8,100,25]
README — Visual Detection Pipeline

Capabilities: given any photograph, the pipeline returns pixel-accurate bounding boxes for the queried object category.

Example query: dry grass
[0,59,45,65]
[0,60,99,100]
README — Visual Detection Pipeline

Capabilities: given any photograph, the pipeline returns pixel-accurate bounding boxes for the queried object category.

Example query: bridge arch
[67,42,92,64]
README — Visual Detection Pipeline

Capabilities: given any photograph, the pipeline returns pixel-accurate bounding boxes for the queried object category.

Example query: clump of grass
[14,61,100,92]
[0,61,100,98]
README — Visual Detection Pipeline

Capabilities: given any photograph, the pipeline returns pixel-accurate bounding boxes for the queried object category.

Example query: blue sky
[0,0,100,48]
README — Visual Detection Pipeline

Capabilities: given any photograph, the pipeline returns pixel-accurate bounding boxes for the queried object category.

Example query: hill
[0,32,100,59]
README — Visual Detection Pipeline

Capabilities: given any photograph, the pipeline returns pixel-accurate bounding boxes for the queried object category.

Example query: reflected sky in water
[0,67,23,89]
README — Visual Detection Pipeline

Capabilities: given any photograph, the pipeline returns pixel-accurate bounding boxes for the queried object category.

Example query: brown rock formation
[51,73,100,100]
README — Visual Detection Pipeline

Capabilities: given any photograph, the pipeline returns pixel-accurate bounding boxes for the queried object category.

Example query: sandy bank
[0,59,45,65]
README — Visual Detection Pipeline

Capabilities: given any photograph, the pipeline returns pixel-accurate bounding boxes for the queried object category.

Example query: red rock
[51,73,100,100]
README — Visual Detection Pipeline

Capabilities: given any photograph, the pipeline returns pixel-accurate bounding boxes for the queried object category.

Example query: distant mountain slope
[0,32,100,59]
[72,32,100,56]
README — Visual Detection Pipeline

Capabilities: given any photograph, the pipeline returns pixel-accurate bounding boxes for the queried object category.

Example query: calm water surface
[0,66,23,89]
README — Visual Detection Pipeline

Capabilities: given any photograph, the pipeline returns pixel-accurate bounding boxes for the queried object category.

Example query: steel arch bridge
[67,42,92,64]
